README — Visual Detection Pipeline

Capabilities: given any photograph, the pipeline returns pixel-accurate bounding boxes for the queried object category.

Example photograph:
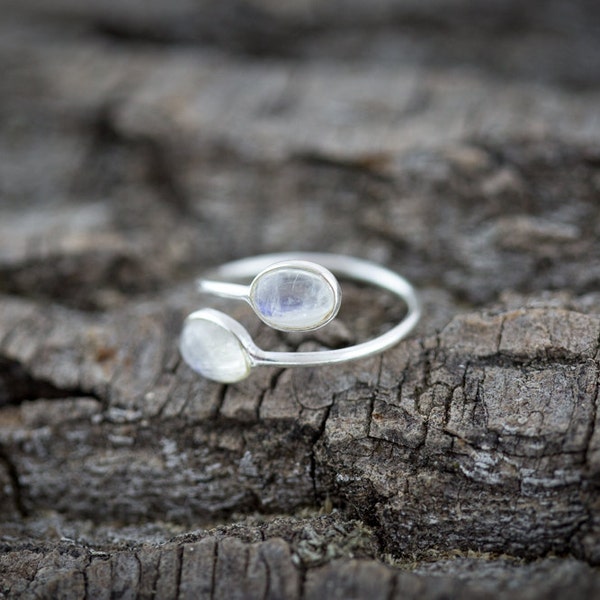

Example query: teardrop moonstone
[180,317,250,383]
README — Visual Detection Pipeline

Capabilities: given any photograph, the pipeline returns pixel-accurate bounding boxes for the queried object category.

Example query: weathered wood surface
[1,0,600,597]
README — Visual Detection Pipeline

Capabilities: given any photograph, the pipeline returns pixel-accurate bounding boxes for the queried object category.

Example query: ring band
[180,253,421,383]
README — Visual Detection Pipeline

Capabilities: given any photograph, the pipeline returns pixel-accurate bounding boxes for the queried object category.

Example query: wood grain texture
[1,0,600,597]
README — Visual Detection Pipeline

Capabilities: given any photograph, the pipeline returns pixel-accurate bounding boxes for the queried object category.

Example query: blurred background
[0,0,599,314]
[1,1,600,576]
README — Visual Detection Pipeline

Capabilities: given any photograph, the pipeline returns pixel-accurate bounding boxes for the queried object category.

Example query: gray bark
[1,0,600,597]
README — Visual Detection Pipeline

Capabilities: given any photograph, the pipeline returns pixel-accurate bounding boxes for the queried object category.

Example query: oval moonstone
[250,265,338,331]
[180,317,250,383]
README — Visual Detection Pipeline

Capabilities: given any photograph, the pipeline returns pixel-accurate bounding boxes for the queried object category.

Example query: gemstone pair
[180,261,342,382]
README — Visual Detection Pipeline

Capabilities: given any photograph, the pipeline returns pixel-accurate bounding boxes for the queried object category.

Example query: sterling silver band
[180,253,421,382]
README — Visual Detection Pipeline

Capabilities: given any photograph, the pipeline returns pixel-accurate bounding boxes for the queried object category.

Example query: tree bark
[1,0,600,597]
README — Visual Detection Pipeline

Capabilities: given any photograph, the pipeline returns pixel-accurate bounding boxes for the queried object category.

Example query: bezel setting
[248,260,342,332]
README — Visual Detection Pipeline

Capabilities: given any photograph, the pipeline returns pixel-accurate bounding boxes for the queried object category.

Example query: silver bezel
[181,308,258,381]
[248,260,342,332]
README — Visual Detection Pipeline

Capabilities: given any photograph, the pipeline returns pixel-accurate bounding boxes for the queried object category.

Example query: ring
[179,253,421,383]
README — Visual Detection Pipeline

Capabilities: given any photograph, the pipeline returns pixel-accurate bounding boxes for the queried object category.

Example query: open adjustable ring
[180,253,421,383]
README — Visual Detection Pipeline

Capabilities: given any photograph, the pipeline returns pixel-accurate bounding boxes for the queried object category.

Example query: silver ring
[180,253,421,383]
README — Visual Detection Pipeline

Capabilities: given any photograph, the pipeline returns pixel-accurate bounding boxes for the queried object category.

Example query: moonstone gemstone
[250,266,336,331]
[180,317,250,383]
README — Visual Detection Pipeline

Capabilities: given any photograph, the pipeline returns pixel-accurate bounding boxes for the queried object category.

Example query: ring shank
[198,253,421,368]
